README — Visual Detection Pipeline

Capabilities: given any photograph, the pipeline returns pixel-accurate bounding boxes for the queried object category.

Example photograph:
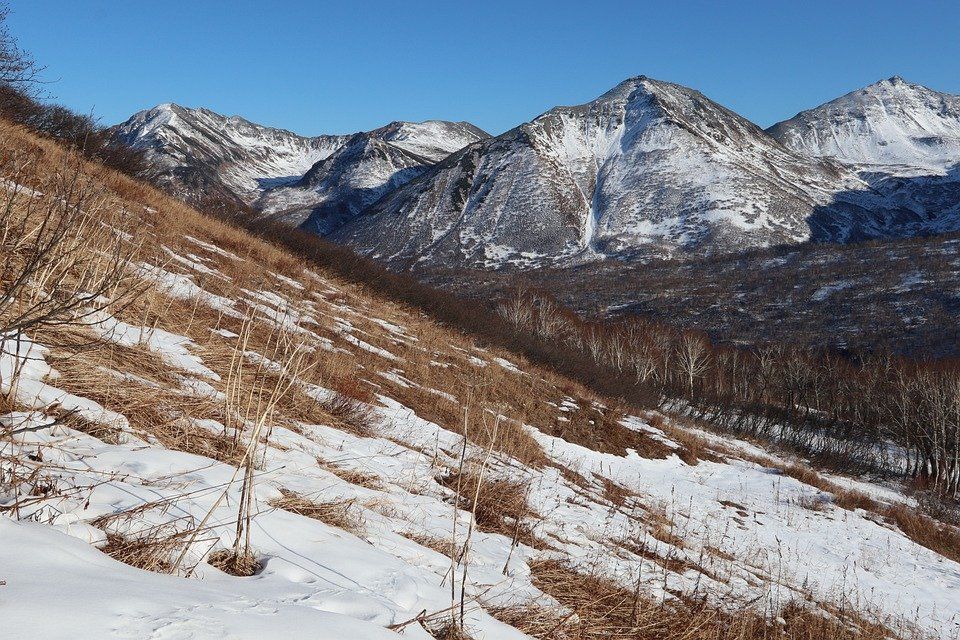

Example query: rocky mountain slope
[766,76,960,244]
[118,76,960,274]
[256,120,488,233]
[768,76,960,173]
[333,76,872,269]
[113,104,487,224]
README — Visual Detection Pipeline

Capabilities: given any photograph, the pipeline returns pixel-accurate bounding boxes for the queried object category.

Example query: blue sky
[9,1,960,136]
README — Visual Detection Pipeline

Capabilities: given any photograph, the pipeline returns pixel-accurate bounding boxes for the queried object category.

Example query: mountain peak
[332,74,851,270]
[768,78,960,170]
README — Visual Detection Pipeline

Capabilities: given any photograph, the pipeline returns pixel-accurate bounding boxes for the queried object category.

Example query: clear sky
[8,0,960,136]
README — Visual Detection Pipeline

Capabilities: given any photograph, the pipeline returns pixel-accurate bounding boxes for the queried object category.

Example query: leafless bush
[0,152,140,341]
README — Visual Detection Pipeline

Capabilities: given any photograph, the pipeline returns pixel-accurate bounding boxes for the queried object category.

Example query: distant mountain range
[111,104,487,226]
[114,75,960,270]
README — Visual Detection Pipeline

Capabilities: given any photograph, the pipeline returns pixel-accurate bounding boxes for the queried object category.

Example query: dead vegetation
[100,533,178,574]
[269,488,366,536]
[399,532,464,560]
[544,402,673,459]
[318,459,384,490]
[492,560,921,640]
[437,468,536,544]
[206,548,261,577]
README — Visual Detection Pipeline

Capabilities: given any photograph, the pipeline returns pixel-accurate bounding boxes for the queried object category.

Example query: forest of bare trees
[497,287,960,498]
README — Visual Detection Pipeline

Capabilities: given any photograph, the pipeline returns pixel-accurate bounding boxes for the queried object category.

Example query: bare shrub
[0,151,141,343]
[206,548,261,577]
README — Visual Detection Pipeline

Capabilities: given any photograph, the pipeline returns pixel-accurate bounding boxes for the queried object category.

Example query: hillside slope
[1,121,958,639]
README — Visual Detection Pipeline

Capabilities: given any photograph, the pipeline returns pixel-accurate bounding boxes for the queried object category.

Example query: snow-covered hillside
[768,76,960,173]
[2,122,959,639]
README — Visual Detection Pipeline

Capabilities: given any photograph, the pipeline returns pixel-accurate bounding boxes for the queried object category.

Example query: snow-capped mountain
[112,103,351,206]
[113,104,487,219]
[768,76,960,173]
[256,120,488,232]
[119,77,960,272]
[331,76,869,269]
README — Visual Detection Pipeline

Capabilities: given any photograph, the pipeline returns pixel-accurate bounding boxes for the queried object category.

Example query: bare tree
[0,3,43,92]
[676,333,711,398]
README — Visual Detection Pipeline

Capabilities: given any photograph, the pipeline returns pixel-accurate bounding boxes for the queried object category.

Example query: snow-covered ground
[2,223,960,640]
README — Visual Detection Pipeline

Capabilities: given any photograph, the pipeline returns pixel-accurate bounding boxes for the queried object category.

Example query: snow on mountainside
[256,120,488,232]
[331,76,869,269]
[113,105,487,223]
[768,76,960,173]
[112,103,350,205]
[117,77,960,273]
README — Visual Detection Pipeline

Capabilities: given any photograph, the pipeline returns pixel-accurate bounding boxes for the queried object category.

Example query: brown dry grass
[884,503,960,565]
[492,560,918,640]
[269,489,366,536]
[437,468,540,546]
[398,532,464,560]
[207,549,261,576]
[318,459,384,490]
[544,403,672,459]
[42,346,246,465]
[101,533,177,574]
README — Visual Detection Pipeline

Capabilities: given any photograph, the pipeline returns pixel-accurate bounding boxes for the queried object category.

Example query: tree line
[497,287,960,497]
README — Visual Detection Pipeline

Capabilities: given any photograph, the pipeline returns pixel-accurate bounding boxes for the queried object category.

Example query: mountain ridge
[115,75,960,271]
[330,75,867,269]
[767,76,960,172]
[112,103,489,217]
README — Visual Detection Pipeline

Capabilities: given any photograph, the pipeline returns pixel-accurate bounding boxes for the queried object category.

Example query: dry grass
[43,349,246,465]
[399,532,464,560]
[206,549,261,576]
[492,560,917,640]
[884,503,960,565]
[269,488,366,536]
[318,459,384,490]
[601,477,635,508]
[437,468,540,546]
[101,533,178,574]
[423,621,474,640]
[318,387,377,437]
[545,403,673,460]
